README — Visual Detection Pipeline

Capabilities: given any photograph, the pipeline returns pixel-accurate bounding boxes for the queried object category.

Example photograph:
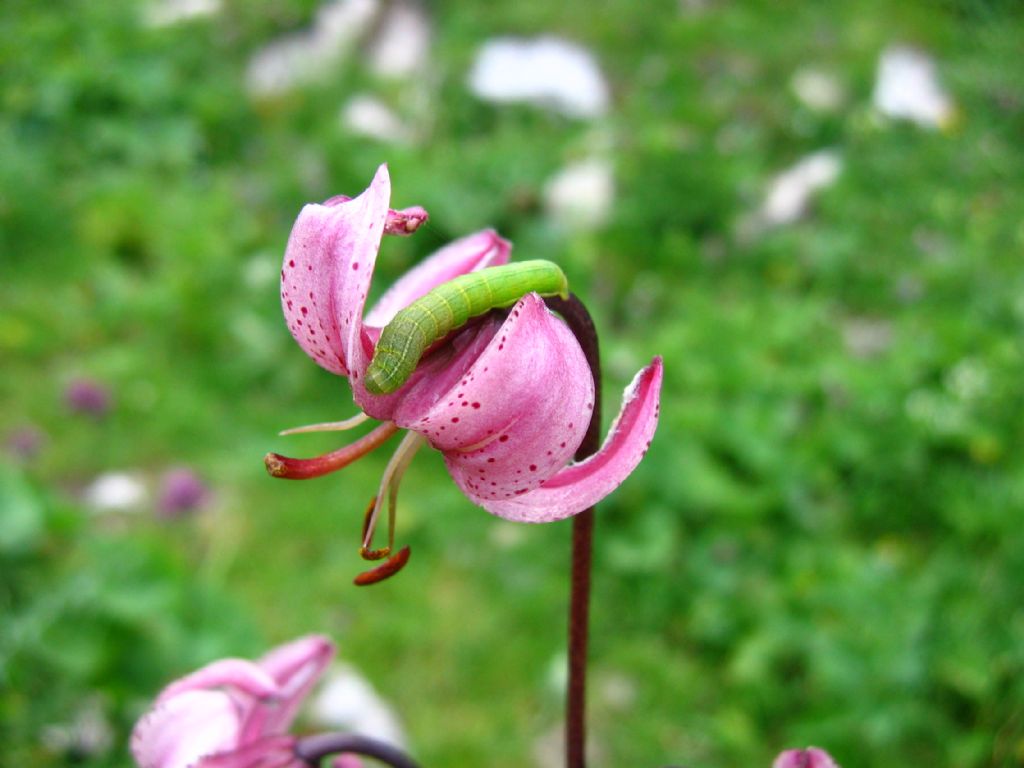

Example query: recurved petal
[773,748,840,768]
[478,356,662,522]
[195,735,300,768]
[131,690,242,768]
[363,230,511,329]
[154,659,279,706]
[242,635,334,739]
[393,293,593,502]
[281,165,391,376]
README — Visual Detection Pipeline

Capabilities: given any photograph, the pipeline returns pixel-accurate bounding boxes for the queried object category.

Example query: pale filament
[362,432,427,554]
[279,412,371,436]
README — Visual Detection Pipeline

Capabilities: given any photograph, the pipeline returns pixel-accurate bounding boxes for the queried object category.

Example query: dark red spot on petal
[529,464,537,471]
[472,402,481,409]
[289,260,295,268]
[499,435,509,442]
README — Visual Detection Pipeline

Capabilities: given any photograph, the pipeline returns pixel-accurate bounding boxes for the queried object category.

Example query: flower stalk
[545,294,601,768]
[294,732,421,768]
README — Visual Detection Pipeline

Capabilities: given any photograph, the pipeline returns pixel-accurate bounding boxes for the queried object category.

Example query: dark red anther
[353,546,411,586]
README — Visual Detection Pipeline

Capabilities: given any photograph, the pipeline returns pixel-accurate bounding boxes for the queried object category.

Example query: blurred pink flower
[157,467,211,518]
[271,164,662,526]
[65,378,112,416]
[774,747,839,768]
[131,635,333,768]
[5,425,46,461]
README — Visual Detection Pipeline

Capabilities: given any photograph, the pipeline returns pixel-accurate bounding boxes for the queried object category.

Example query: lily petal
[131,690,242,768]
[281,165,391,376]
[196,735,299,768]
[773,748,839,768]
[242,635,335,739]
[155,659,279,706]
[393,294,593,500]
[364,230,511,329]
[477,356,663,522]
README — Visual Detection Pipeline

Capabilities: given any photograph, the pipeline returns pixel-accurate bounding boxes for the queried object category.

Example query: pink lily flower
[270,164,661,535]
[773,747,840,768]
[131,635,334,768]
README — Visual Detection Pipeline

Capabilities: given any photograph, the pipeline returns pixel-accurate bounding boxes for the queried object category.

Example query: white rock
[790,68,844,112]
[308,663,407,748]
[144,0,220,27]
[873,45,954,129]
[468,37,609,119]
[759,149,842,227]
[842,317,893,359]
[543,158,614,230]
[83,472,147,513]
[598,671,638,711]
[341,94,414,143]
[368,1,431,79]
[246,0,379,97]
[42,696,114,757]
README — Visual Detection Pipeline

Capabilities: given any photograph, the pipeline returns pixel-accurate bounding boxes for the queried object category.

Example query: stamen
[321,194,427,236]
[354,546,412,586]
[383,205,428,236]
[360,496,389,561]
[265,422,398,480]
[361,432,426,557]
[279,412,370,436]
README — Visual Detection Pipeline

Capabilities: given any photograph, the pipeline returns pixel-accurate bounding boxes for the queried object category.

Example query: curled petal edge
[241,635,336,742]
[476,356,663,523]
[155,659,279,706]
[773,748,840,768]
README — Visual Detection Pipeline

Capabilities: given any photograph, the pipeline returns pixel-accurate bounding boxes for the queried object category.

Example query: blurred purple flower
[157,467,211,518]
[774,747,839,768]
[132,635,334,768]
[65,378,112,416]
[5,425,46,461]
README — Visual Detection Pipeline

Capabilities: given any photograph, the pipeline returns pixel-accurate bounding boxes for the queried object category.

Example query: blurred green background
[2,0,1023,766]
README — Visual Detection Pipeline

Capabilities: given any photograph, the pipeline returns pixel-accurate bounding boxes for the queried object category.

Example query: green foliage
[2,0,1024,766]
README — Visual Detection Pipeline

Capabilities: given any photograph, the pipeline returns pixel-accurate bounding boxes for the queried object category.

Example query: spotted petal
[281,166,391,375]
[479,356,663,522]
[392,293,594,502]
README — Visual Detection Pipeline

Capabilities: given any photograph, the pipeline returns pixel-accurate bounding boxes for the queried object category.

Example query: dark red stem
[295,732,421,768]
[546,294,602,768]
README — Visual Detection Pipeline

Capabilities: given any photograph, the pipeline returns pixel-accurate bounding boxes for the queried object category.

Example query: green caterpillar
[365,260,568,394]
